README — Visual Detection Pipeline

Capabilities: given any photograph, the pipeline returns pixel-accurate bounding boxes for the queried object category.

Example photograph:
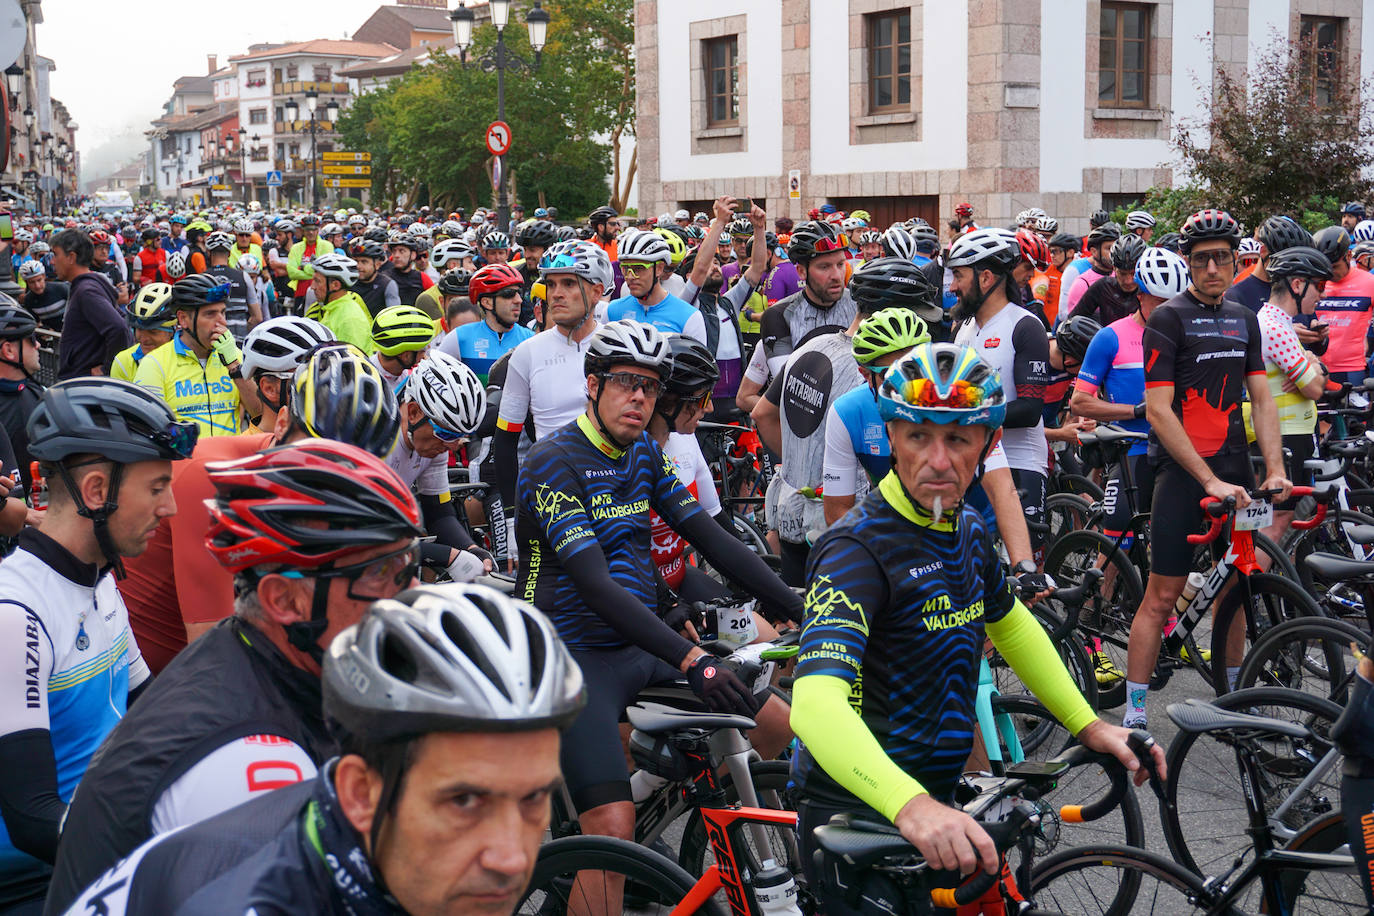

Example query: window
[184,138,192,154]
[275,143,285,162]
[1300,16,1344,107]
[251,147,269,162]
[286,64,299,79]
[703,36,738,127]
[1099,3,1150,107]
[315,65,331,82]
[249,108,267,125]
[867,10,911,112]
[275,107,284,123]
[288,142,300,158]
[246,68,266,88]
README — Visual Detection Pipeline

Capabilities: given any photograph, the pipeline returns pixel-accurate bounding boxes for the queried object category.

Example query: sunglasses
[410,416,465,443]
[601,371,664,399]
[1188,250,1236,270]
[281,540,420,602]
[900,377,990,410]
[676,390,713,412]
[621,263,656,278]
[204,282,232,304]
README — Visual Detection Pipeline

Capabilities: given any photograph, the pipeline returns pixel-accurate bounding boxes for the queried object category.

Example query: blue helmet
[877,343,1006,428]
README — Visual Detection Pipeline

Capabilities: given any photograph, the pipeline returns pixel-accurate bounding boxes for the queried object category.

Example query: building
[146,69,217,203]
[353,1,454,50]
[2,0,78,213]
[87,162,143,194]
[634,0,1374,234]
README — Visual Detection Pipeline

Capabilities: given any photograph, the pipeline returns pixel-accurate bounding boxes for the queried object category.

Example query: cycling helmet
[287,344,401,458]
[233,218,254,234]
[431,239,477,269]
[1256,215,1313,255]
[727,217,754,241]
[876,343,1006,427]
[237,254,262,275]
[1110,232,1147,270]
[1354,240,1374,266]
[849,257,942,322]
[1312,226,1352,265]
[437,269,473,297]
[467,263,524,302]
[652,228,688,266]
[185,219,212,236]
[298,214,321,228]
[1015,229,1051,271]
[275,219,297,235]
[407,222,430,239]
[1178,209,1241,253]
[324,584,585,744]
[1125,210,1156,230]
[205,231,234,252]
[170,273,230,311]
[911,224,940,254]
[946,228,1020,273]
[515,220,558,250]
[404,350,486,435]
[165,251,187,280]
[1085,222,1123,249]
[539,240,614,290]
[1048,232,1081,252]
[438,219,464,238]
[1154,231,1182,253]
[1089,209,1111,228]
[849,209,872,224]
[140,228,159,243]
[877,227,916,262]
[481,231,510,251]
[88,229,110,245]
[1030,215,1059,236]
[1013,209,1036,228]
[28,378,197,464]
[364,227,389,244]
[169,214,189,226]
[1266,245,1334,283]
[1237,237,1263,261]
[787,220,845,265]
[11,229,32,244]
[616,229,671,265]
[1353,220,1374,243]
[661,334,719,397]
[241,315,335,379]
[1343,202,1366,219]
[321,223,343,239]
[1134,247,1190,298]
[349,239,388,263]
[1055,315,1102,363]
[955,202,974,217]
[856,230,883,247]
[852,307,931,366]
[842,218,866,237]
[588,206,618,226]
[17,259,45,281]
[684,225,705,241]
[584,319,669,377]
[371,305,439,357]
[312,253,359,288]
[128,283,176,330]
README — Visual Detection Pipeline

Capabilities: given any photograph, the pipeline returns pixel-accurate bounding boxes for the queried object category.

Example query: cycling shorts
[1102,455,1154,545]
[1010,468,1048,555]
[1277,433,1315,511]
[561,645,681,812]
[1149,451,1254,577]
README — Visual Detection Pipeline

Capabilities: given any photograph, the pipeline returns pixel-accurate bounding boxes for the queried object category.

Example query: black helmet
[1256,215,1313,255]
[1178,209,1241,254]
[140,228,159,242]
[0,296,37,340]
[588,206,618,226]
[364,227,390,244]
[170,273,230,311]
[1055,315,1102,363]
[663,334,719,396]
[299,214,321,228]
[1085,222,1122,249]
[437,269,473,297]
[848,257,941,323]
[557,225,578,242]
[1090,209,1111,228]
[1266,245,1334,283]
[349,239,387,261]
[1048,233,1081,252]
[1343,201,1366,219]
[287,343,401,458]
[787,220,845,265]
[1154,231,1183,253]
[1110,233,1147,270]
[1312,226,1352,265]
[515,220,558,249]
[28,378,198,464]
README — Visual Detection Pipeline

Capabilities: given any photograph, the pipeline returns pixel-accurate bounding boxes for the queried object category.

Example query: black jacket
[55,272,130,380]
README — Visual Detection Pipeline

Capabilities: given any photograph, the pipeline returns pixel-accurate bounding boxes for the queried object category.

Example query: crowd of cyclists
[0,190,1371,914]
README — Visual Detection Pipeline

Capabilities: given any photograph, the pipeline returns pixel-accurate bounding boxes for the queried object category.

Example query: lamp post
[305,89,319,209]
[283,96,298,207]
[450,0,550,233]
[237,126,247,202]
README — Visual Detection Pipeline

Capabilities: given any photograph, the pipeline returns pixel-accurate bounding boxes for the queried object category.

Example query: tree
[1172,29,1374,231]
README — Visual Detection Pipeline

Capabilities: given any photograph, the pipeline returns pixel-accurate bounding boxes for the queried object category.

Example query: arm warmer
[984,600,1097,735]
[493,427,521,511]
[0,729,64,862]
[562,545,698,668]
[418,494,475,551]
[675,509,803,624]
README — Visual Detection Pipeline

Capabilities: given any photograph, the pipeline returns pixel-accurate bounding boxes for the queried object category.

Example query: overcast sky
[40,0,392,150]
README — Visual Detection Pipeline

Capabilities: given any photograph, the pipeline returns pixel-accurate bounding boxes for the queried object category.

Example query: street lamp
[305,89,320,209]
[238,126,248,202]
[4,64,21,110]
[448,0,550,233]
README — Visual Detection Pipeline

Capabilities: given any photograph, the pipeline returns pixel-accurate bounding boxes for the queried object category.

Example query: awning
[0,188,35,209]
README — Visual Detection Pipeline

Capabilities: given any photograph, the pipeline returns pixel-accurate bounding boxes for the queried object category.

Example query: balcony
[273,80,349,96]
[274,120,337,135]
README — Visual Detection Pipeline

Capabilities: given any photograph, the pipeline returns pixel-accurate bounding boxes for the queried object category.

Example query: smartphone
[0,213,13,240]
[1310,321,1329,333]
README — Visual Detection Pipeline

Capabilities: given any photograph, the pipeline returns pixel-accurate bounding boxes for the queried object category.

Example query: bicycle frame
[675,805,800,916]
[975,655,1026,773]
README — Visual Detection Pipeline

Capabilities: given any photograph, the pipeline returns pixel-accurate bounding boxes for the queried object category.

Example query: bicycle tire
[1056,473,1105,501]
[1209,572,1325,695]
[1045,491,1100,548]
[1290,508,1374,624]
[678,760,798,879]
[1030,843,1214,915]
[1253,529,1301,582]
[1159,686,1342,881]
[518,834,729,916]
[1274,811,1369,913]
[1043,529,1143,710]
[986,605,1099,711]
[1236,615,1366,704]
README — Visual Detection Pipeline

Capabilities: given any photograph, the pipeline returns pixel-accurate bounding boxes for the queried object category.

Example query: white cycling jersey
[496,325,595,439]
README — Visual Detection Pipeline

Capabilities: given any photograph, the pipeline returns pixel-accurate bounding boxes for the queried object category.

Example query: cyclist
[1125,210,1156,243]
[416,238,477,321]
[1126,208,1292,729]
[1341,201,1366,232]
[304,252,374,353]
[790,343,1162,907]
[949,228,1052,564]
[52,229,132,381]
[1063,222,1120,314]
[381,234,427,307]
[110,284,176,383]
[161,214,188,256]
[347,239,400,317]
[954,201,978,233]
[1313,224,1374,385]
[227,218,262,272]
[439,263,532,384]
[759,220,857,377]
[1223,215,1312,314]
[516,319,799,860]
[587,205,621,262]
[369,304,438,388]
[56,585,585,916]
[42,439,423,914]
[480,230,511,267]
[134,228,167,287]
[606,229,706,342]
[237,315,336,434]
[513,219,556,294]
[17,260,68,331]
[133,273,259,437]
[1045,233,1081,327]
[0,379,194,913]
[286,214,333,309]
[0,299,44,494]
[1012,228,1053,327]
[1070,231,1144,326]
[203,231,260,344]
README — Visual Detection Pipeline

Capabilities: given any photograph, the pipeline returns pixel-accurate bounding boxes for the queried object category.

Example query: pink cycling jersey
[1314,267,1374,372]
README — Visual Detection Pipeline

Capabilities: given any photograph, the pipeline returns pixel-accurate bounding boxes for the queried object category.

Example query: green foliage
[337,196,363,211]
[1107,185,1210,234]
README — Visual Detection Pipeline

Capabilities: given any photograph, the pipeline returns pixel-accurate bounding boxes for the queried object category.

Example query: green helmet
[852,307,930,367]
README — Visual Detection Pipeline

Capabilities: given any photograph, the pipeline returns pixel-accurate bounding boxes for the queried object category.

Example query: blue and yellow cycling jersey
[109,343,145,383]
[133,335,243,437]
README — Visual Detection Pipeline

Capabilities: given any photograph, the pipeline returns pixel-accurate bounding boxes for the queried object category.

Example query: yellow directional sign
[211,184,231,190]
[321,151,371,162]
[322,178,372,188]
[321,164,372,175]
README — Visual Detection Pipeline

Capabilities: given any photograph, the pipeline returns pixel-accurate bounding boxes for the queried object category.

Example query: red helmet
[467,262,524,301]
[1015,229,1050,271]
[955,202,974,217]
[205,439,422,574]
[88,229,110,244]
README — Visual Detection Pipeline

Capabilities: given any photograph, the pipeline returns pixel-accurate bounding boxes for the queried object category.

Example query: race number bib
[1234,500,1273,531]
[714,602,759,648]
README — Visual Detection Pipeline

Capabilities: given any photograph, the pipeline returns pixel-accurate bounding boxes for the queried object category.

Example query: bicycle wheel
[1159,686,1342,881]
[1045,491,1100,547]
[1290,509,1374,625]
[1030,844,1215,915]
[1254,529,1301,582]
[1209,572,1325,695]
[692,512,781,581]
[985,605,1099,711]
[1043,529,1143,710]
[518,834,728,916]
[678,760,799,879]
[1236,615,1366,704]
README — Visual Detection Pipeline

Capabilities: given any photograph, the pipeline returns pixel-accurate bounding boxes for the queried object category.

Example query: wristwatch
[1013,560,1037,577]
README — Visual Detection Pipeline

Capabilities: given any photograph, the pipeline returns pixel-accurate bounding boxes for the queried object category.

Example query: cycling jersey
[0,530,150,909]
[369,351,407,390]
[651,432,720,590]
[1314,267,1374,372]
[227,243,262,272]
[682,277,751,400]
[380,264,424,307]
[161,236,188,257]
[738,261,803,337]
[822,385,887,496]
[353,274,400,318]
[1076,313,1149,455]
[1143,290,1264,460]
[954,303,1049,474]
[108,342,145,383]
[413,283,443,321]
[1070,274,1139,326]
[386,433,450,497]
[495,326,592,439]
[1041,367,1074,426]
[606,291,708,344]
[305,292,374,354]
[204,264,257,345]
[758,288,858,376]
[1065,265,1107,312]
[0,377,41,494]
[134,334,243,437]
[1256,302,1319,434]
[1223,273,1269,314]
[437,319,533,385]
[43,617,331,915]
[20,280,68,330]
[285,239,333,299]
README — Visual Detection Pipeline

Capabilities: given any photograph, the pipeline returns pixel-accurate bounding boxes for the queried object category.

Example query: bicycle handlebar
[1057,730,1157,823]
[1187,486,1322,544]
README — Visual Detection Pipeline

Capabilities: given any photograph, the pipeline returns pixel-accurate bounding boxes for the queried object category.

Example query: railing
[273,120,336,134]
[34,328,59,387]
[273,80,349,96]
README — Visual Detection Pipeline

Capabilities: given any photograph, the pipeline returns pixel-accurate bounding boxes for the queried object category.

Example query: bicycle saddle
[1085,425,1148,445]
[813,816,914,867]
[1166,698,1310,739]
[626,701,756,736]
[1340,523,1374,546]
[1303,551,1374,582]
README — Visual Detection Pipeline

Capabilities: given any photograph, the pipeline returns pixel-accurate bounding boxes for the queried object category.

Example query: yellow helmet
[652,227,688,267]
[129,282,176,330]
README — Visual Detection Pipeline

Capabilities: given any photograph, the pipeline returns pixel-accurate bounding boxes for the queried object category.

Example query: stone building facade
[634,0,1372,234]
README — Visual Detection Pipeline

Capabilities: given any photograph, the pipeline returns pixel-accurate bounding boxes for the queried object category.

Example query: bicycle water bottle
[629,769,669,804]
[1172,572,1205,617]
[752,863,802,916]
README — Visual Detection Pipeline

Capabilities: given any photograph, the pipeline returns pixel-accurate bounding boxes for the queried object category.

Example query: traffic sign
[265,170,283,187]
[211,184,230,191]
[322,178,372,188]
[212,190,233,198]
[321,164,372,176]
[788,170,801,200]
[486,121,512,156]
[322,151,371,162]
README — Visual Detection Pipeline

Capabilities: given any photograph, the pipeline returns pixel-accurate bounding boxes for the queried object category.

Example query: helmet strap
[590,379,634,452]
[54,459,126,579]
[255,375,283,414]
[483,296,515,332]
[284,577,331,665]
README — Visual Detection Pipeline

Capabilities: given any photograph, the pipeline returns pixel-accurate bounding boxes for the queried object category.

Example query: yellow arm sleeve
[790,674,927,822]
[985,600,1098,735]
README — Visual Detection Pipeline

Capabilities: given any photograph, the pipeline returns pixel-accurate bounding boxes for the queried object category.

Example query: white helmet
[12,229,32,243]
[673,209,689,220]
[431,238,477,268]
[1125,210,1157,230]
[1354,220,1374,243]
[241,315,335,379]
[946,227,1020,272]
[18,260,44,280]
[655,212,676,228]
[408,222,432,238]
[233,218,254,234]
[539,240,614,290]
[165,251,187,279]
[320,223,342,238]
[583,319,670,376]
[405,350,486,435]
[312,252,359,287]
[1238,237,1262,260]
[881,226,917,261]
[1133,247,1190,299]
[236,253,262,274]
[616,229,671,264]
